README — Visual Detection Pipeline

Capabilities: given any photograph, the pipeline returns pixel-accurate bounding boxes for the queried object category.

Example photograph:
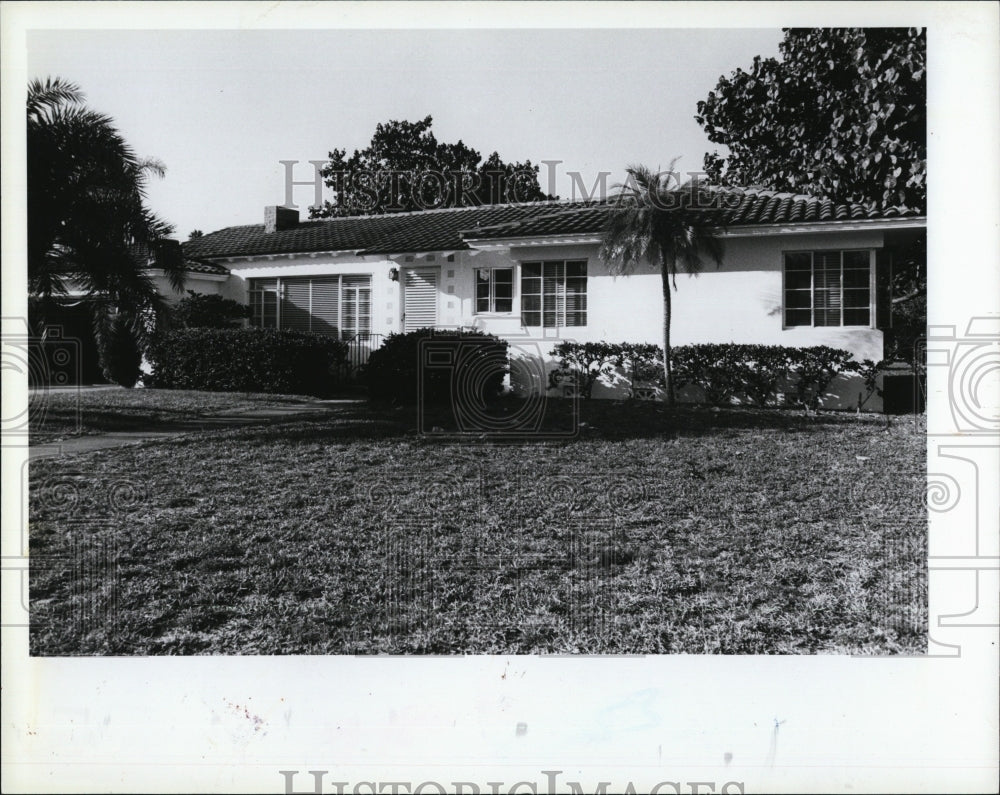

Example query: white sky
[26,28,784,239]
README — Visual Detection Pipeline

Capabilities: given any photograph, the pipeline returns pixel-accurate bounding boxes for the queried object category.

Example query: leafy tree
[188,229,204,239]
[695,28,926,212]
[600,164,725,405]
[310,115,555,217]
[28,77,181,384]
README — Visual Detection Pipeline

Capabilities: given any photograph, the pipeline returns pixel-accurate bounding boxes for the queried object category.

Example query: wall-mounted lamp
[389,267,399,282]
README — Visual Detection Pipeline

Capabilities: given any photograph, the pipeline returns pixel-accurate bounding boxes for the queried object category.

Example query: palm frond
[26,77,83,121]
[28,76,177,330]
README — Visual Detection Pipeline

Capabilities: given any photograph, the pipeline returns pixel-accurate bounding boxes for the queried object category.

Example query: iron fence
[340,331,383,382]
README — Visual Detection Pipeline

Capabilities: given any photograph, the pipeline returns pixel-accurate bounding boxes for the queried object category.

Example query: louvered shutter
[281,278,312,333]
[309,276,341,337]
[403,269,438,332]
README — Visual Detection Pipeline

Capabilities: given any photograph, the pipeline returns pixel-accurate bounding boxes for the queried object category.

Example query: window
[248,275,372,339]
[248,279,279,328]
[520,260,587,328]
[341,276,372,338]
[475,268,514,313]
[784,250,872,327]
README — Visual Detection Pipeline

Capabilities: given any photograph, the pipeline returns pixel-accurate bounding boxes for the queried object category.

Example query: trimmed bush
[365,327,509,405]
[672,344,795,406]
[785,345,860,409]
[550,341,861,408]
[549,341,623,399]
[146,327,348,396]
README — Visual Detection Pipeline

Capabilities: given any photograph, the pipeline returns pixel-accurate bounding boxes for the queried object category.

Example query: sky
[26,28,784,239]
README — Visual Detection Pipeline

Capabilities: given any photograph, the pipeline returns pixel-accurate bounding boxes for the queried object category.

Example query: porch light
[389,267,399,281]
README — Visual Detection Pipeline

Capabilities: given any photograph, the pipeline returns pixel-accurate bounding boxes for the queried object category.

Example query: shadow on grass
[222,397,907,446]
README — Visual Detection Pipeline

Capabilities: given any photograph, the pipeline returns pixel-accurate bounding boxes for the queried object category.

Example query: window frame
[248,279,280,329]
[781,249,876,329]
[519,259,588,329]
[474,267,515,315]
[247,275,373,339]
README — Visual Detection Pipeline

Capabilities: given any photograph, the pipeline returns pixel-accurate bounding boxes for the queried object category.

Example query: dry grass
[29,399,926,655]
[29,387,324,442]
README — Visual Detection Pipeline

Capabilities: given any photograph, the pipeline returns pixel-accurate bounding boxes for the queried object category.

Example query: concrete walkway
[29,400,363,459]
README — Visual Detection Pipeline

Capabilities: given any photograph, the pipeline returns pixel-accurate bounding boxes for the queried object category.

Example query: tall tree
[600,164,726,405]
[310,115,555,217]
[27,77,182,384]
[695,28,926,213]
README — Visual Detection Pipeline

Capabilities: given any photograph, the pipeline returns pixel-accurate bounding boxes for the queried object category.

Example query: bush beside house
[551,341,879,409]
[365,328,509,405]
[146,327,348,396]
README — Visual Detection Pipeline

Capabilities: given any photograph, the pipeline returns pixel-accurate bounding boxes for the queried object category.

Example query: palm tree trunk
[661,262,674,406]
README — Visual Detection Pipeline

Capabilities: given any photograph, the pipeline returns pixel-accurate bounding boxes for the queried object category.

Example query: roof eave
[464,234,605,251]
[465,216,926,248]
[145,267,229,282]
[720,216,926,237]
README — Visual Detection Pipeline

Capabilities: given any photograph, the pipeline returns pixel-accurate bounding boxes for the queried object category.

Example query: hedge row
[551,341,866,408]
[145,327,348,396]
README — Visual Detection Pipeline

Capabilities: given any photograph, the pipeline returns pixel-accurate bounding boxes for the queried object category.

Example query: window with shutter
[520,260,587,328]
[783,250,872,328]
[247,275,371,337]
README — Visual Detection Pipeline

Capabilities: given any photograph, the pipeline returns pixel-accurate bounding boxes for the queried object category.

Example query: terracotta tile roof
[129,241,229,275]
[468,188,922,240]
[183,201,587,259]
[182,258,229,275]
[183,190,924,259]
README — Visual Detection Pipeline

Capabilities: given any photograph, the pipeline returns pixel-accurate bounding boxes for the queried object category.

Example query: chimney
[264,205,299,233]
[152,239,182,269]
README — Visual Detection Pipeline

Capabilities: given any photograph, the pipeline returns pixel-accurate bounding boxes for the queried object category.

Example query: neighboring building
[182,191,926,410]
[29,241,231,385]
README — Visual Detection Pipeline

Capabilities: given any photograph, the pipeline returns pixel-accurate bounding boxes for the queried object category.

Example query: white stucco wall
[452,231,888,410]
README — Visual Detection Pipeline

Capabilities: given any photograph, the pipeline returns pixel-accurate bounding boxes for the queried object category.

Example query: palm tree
[27,77,183,383]
[600,163,726,405]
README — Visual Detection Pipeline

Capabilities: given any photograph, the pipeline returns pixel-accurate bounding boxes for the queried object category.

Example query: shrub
[672,344,745,405]
[364,327,509,405]
[146,327,348,396]
[169,291,251,329]
[786,346,860,409]
[98,316,142,387]
[549,341,622,399]
[550,342,664,397]
[550,341,861,408]
[617,343,666,388]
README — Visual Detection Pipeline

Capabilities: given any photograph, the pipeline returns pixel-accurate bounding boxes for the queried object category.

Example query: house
[179,191,926,411]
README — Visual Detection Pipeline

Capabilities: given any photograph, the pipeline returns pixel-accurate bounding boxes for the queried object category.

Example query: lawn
[28,387,328,442]
[28,398,927,655]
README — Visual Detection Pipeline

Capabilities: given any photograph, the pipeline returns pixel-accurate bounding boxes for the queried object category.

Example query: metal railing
[340,332,383,382]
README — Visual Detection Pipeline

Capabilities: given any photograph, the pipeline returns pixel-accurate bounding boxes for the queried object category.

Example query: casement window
[783,250,873,327]
[475,268,514,313]
[248,275,372,339]
[520,260,587,328]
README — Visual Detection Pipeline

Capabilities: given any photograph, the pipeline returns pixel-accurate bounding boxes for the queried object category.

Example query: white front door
[402,268,439,332]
